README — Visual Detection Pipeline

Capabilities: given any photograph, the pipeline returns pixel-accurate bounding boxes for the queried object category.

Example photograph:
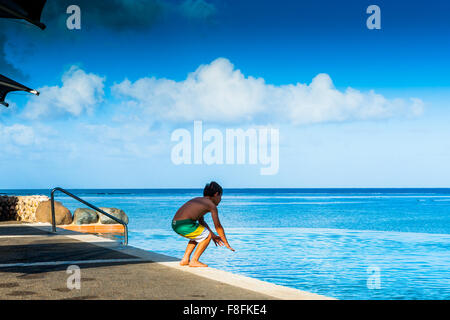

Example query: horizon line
[2,187,450,191]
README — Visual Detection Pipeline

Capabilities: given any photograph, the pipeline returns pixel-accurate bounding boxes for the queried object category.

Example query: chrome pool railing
[50,187,128,245]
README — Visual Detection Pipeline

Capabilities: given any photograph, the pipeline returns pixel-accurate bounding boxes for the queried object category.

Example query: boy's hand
[212,234,235,251]
[212,234,224,246]
[225,243,235,252]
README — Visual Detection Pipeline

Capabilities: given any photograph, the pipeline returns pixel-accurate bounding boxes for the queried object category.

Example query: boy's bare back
[173,197,216,221]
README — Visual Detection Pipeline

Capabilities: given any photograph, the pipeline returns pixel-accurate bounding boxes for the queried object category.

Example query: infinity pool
[5,188,450,299]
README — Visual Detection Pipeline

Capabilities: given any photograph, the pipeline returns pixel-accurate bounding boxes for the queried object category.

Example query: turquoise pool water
[3,188,450,299]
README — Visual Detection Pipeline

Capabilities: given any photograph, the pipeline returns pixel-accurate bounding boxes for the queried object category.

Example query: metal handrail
[50,187,128,245]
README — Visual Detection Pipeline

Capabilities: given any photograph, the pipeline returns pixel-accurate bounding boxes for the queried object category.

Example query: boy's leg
[189,232,212,267]
[180,240,197,266]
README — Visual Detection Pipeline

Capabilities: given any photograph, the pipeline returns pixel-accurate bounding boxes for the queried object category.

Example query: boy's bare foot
[180,259,190,266]
[189,260,208,267]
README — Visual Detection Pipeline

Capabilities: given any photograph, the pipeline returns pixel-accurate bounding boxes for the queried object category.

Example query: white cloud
[23,66,105,119]
[1,124,36,146]
[112,57,424,125]
[3,58,425,162]
[78,123,167,159]
[0,123,59,159]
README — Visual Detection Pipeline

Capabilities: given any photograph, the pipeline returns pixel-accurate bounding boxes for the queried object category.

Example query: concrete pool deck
[0,223,332,300]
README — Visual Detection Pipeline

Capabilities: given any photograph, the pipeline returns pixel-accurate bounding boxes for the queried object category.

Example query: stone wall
[0,195,49,222]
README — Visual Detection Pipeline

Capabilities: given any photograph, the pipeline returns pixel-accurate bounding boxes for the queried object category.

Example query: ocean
[2,188,449,300]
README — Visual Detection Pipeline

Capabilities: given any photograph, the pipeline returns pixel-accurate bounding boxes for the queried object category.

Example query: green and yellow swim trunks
[172,219,210,243]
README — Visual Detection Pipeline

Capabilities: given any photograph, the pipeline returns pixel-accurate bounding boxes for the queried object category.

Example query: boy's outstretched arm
[211,206,235,251]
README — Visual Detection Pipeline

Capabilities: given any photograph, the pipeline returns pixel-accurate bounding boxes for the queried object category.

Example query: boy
[171,181,234,267]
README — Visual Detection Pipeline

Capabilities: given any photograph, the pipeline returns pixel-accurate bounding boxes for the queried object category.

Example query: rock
[73,208,99,225]
[98,207,128,225]
[35,200,73,225]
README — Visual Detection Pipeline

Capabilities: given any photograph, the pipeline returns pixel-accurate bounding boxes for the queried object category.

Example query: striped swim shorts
[172,219,210,243]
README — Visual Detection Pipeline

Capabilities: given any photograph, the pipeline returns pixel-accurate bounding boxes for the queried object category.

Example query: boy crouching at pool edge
[172,181,235,267]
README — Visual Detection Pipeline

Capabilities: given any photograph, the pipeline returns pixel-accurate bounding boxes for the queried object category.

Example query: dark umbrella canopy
[0,74,39,107]
[0,0,47,29]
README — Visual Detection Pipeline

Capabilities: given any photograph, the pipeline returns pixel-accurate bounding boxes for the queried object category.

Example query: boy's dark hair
[203,181,223,197]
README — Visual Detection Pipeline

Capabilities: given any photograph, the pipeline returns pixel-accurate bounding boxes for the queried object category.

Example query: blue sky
[1,0,449,188]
